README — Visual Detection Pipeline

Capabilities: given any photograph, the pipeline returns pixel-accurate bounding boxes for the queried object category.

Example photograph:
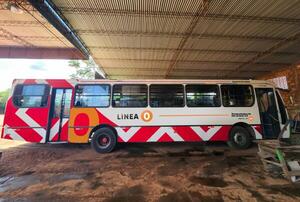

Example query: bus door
[47,88,72,142]
[255,88,281,139]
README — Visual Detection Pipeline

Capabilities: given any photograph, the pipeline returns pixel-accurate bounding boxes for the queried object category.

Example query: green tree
[69,59,96,79]
[0,89,10,113]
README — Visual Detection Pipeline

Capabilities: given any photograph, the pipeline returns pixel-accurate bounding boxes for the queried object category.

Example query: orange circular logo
[141,110,153,122]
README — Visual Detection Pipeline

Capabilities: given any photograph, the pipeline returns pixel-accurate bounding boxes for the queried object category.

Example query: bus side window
[275,91,287,124]
[150,85,184,107]
[13,84,50,108]
[186,84,221,107]
[112,84,148,108]
[74,84,110,108]
[221,85,254,107]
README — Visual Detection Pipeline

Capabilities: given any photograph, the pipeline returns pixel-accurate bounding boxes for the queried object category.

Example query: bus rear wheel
[227,126,252,149]
[91,128,117,153]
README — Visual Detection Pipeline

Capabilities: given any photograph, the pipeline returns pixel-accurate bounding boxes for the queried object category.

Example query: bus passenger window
[186,84,220,107]
[13,84,49,108]
[221,85,254,107]
[74,84,110,107]
[112,84,147,107]
[150,85,184,107]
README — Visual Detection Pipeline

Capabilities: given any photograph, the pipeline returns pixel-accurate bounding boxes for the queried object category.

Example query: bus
[1,79,289,153]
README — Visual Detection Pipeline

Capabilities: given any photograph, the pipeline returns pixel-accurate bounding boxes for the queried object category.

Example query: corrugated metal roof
[51,0,300,78]
[0,0,85,59]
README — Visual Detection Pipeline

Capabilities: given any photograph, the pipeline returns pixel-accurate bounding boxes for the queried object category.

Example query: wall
[257,65,300,118]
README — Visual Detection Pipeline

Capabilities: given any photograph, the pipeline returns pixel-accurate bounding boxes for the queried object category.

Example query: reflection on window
[75,85,110,107]
[221,85,254,107]
[150,85,184,107]
[53,89,63,117]
[186,85,220,107]
[13,84,49,107]
[63,89,72,117]
[112,84,147,107]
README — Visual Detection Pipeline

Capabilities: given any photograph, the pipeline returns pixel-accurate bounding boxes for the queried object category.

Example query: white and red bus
[1,79,289,153]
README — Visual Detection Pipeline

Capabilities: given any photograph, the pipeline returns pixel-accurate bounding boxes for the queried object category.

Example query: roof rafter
[169,75,256,79]
[90,46,299,56]
[0,46,86,59]
[0,20,46,27]
[59,7,300,24]
[78,30,284,42]
[0,27,34,46]
[165,0,210,78]
[224,31,300,77]
[105,67,270,73]
[95,57,291,66]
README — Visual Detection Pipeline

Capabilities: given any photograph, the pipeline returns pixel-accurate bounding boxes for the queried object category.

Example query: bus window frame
[221,84,255,108]
[185,84,221,108]
[74,84,111,108]
[275,89,288,125]
[112,84,148,108]
[12,84,50,109]
[149,84,185,108]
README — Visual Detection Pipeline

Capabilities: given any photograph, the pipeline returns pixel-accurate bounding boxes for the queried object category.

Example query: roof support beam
[28,0,89,59]
[0,46,86,59]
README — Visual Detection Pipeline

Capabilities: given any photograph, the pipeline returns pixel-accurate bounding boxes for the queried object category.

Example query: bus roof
[77,79,275,85]
[12,78,275,87]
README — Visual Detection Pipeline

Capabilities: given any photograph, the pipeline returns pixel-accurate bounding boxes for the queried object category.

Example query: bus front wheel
[91,128,117,153]
[227,126,252,149]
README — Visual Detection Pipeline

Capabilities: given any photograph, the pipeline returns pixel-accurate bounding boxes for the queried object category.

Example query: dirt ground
[0,140,300,202]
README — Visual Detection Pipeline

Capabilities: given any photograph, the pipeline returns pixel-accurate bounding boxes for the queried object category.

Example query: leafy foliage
[0,89,10,113]
[69,59,96,79]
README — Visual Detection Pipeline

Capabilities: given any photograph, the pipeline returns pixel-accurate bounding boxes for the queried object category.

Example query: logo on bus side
[141,110,153,122]
[117,110,153,122]
[231,112,254,122]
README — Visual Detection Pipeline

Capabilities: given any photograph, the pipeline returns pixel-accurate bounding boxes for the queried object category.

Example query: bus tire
[227,126,252,149]
[91,128,117,153]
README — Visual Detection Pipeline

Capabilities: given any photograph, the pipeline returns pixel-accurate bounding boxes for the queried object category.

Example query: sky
[0,59,76,91]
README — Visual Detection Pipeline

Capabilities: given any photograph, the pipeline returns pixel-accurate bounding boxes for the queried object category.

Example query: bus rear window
[75,84,110,107]
[221,85,254,107]
[13,84,49,108]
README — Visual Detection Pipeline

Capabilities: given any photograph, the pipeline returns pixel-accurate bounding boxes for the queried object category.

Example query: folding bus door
[255,88,281,139]
[48,88,72,142]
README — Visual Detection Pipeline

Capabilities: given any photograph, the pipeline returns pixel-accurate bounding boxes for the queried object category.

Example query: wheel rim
[233,132,247,146]
[97,134,110,149]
